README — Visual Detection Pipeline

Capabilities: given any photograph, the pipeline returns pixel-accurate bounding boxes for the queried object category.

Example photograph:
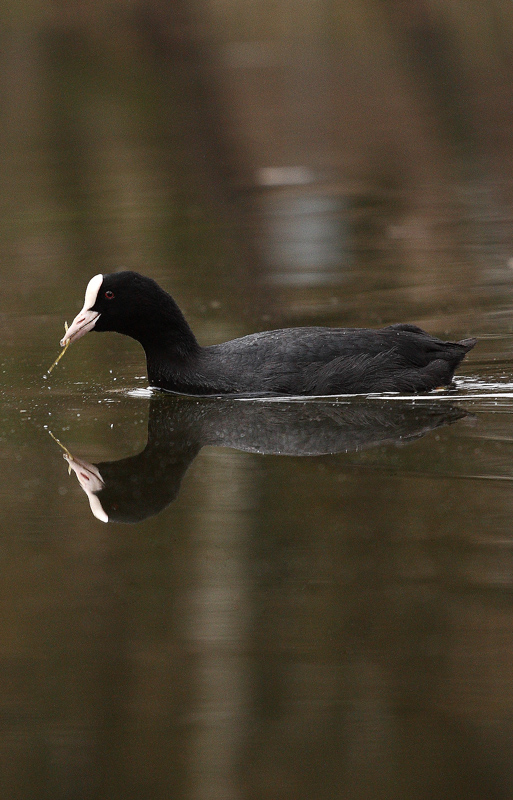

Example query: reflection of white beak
[60,309,100,346]
[64,454,108,523]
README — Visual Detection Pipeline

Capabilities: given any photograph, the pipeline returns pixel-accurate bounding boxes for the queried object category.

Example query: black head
[62,271,198,353]
[92,272,171,338]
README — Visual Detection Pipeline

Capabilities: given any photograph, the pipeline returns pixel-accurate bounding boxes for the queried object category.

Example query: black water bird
[61,271,476,396]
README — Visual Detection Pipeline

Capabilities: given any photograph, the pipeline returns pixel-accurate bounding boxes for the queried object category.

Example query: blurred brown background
[2,3,513,800]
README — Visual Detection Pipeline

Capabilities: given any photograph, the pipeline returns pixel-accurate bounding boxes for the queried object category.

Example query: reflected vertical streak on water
[187,450,251,800]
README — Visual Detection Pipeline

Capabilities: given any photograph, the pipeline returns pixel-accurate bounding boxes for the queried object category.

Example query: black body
[90,271,477,396]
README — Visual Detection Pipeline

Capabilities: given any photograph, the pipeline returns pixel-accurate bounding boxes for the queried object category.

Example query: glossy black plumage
[66,271,477,396]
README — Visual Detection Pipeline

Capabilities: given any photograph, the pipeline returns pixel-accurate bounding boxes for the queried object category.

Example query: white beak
[61,308,100,346]
[60,273,103,346]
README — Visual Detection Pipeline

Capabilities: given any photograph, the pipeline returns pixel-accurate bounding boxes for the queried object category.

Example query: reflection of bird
[62,394,468,524]
[61,271,477,396]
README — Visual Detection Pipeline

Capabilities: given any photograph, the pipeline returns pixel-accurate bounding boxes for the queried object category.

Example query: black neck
[131,296,200,357]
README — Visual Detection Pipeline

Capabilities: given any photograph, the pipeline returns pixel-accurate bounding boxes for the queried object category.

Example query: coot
[61,271,476,396]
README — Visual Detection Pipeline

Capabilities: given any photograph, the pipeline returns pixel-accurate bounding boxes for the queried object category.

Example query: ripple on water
[121,377,513,411]
[125,387,154,399]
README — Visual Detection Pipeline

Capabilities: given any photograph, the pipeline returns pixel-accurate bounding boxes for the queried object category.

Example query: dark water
[3,4,513,799]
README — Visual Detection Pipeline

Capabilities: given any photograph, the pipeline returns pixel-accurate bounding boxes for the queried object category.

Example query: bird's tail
[458,337,478,352]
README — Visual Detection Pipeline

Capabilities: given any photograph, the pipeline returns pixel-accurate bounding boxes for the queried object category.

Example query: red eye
[105,290,115,299]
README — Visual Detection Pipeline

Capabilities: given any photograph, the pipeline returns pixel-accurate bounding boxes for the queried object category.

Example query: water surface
[3,4,513,798]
